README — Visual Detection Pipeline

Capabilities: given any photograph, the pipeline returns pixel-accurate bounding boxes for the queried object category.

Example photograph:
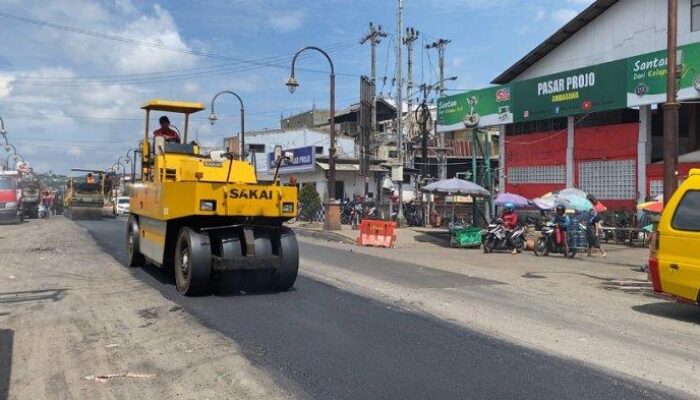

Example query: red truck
[0,171,23,224]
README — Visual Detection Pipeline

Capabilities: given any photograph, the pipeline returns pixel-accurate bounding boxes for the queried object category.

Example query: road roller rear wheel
[273,228,299,291]
[174,227,212,296]
[126,215,145,267]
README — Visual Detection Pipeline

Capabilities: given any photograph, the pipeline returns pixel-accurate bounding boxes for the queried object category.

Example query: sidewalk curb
[292,227,357,245]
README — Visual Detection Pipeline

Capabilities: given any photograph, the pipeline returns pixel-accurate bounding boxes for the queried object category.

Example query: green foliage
[299,184,321,221]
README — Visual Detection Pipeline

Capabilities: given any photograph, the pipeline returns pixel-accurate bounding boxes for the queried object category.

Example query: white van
[116,196,130,215]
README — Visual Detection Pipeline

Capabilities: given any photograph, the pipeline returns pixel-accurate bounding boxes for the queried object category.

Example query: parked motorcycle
[341,199,354,225]
[401,201,424,227]
[533,224,577,258]
[482,220,525,253]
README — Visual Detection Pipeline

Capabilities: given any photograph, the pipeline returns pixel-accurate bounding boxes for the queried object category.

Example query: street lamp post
[286,46,340,230]
[117,155,129,194]
[7,152,23,168]
[209,91,246,159]
[0,115,7,148]
[5,143,17,156]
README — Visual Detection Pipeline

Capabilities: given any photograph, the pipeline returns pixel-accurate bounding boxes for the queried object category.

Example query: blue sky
[0,0,594,173]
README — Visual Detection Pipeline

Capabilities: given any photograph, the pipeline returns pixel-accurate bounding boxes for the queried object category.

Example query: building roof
[491,0,619,84]
[334,97,397,124]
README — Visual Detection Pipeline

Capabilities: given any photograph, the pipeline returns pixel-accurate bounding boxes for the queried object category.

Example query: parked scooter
[482,220,526,253]
[533,223,577,258]
[341,198,354,225]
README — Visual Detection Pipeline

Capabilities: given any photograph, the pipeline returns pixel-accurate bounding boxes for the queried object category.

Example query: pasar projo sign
[267,145,315,174]
[512,60,627,122]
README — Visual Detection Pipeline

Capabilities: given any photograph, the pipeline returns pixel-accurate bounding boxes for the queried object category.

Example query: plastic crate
[451,227,483,248]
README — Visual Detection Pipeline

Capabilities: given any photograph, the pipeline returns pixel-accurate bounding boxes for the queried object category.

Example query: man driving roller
[153,116,180,143]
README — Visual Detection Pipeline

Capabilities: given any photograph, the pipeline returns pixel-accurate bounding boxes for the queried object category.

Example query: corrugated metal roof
[491,0,619,84]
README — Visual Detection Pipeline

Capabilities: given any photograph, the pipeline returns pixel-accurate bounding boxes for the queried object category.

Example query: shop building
[438,0,700,210]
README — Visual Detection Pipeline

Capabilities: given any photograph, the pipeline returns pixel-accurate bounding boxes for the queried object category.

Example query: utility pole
[427,38,451,181]
[663,0,679,203]
[418,84,431,181]
[404,27,419,140]
[360,22,388,138]
[426,39,451,97]
[395,0,404,225]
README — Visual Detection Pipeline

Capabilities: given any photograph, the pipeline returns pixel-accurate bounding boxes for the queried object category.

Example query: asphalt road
[77,218,681,400]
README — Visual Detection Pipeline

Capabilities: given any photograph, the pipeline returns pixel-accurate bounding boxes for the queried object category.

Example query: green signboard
[627,41,700,107]
[436,41,700,131]
[512,60,627,122]
[436,86,513,132]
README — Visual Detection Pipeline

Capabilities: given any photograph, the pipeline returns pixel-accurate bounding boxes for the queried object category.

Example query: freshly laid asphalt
[77,218,683,400]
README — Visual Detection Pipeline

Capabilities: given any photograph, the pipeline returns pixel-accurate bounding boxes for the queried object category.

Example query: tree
[299,184,321,221]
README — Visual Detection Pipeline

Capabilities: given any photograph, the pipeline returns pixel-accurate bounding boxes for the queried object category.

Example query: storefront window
[693,0,700,32]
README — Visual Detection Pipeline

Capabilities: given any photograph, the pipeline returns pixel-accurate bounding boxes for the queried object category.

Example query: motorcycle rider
[551,205,571,256]
[501,202,519,254]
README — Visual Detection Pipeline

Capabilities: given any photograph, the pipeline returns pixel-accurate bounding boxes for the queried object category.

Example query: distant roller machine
[63,169,110,220]
[126,99,299,295]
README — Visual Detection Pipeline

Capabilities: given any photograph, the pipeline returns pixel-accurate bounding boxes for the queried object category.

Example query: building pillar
[638,105,652,202]
[499,125,506,194]
[566,116,575,188]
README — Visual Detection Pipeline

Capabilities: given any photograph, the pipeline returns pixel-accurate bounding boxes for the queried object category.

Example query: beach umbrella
[533,196,557,210]
[557,192,594,211]
[638,201,663,214]
[494,192,530,208]
[422,178,490,196]
[558,188,588,198]
[593,201,607,213]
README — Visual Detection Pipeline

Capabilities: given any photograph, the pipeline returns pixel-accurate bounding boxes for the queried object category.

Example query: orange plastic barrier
[356,220,397,248]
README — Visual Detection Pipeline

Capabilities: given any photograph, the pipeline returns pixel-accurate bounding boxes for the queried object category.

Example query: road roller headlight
[4,202,17,209]
[282,202,294,213]
[200,200,216,212]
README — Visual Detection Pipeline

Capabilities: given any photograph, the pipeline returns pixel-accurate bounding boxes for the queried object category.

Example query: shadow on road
[139,261,285,297]
[0,329,13,400]
[413,232,452,248]
[0,289,68,304]
[632,302,700,324]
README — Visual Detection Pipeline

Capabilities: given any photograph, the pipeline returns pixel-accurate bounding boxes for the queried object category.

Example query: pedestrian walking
[586,208,607,257]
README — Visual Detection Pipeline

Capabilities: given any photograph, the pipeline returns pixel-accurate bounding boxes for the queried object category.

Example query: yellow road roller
[127,99,299,295]
[64,169,108,220]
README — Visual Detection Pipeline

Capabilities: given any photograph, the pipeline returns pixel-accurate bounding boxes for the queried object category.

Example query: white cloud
[112,4,197,73]
[67,146,82,157]
[0,1,207,172]
[567,0,595,5]
[552,9,579,25]
[182,81,202,96]
[0,74,14,98]
[534,9,547,22]
[266,10,306,32]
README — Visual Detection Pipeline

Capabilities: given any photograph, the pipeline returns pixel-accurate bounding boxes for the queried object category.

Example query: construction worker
[153,116,180,143]
[86,173,95,184]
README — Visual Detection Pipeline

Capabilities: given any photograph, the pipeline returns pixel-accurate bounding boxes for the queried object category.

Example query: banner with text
[627,41,700,107]
[436,41,700,131]
[512,60,627,122]
[436,86,513,132]
[267,146,315,174]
